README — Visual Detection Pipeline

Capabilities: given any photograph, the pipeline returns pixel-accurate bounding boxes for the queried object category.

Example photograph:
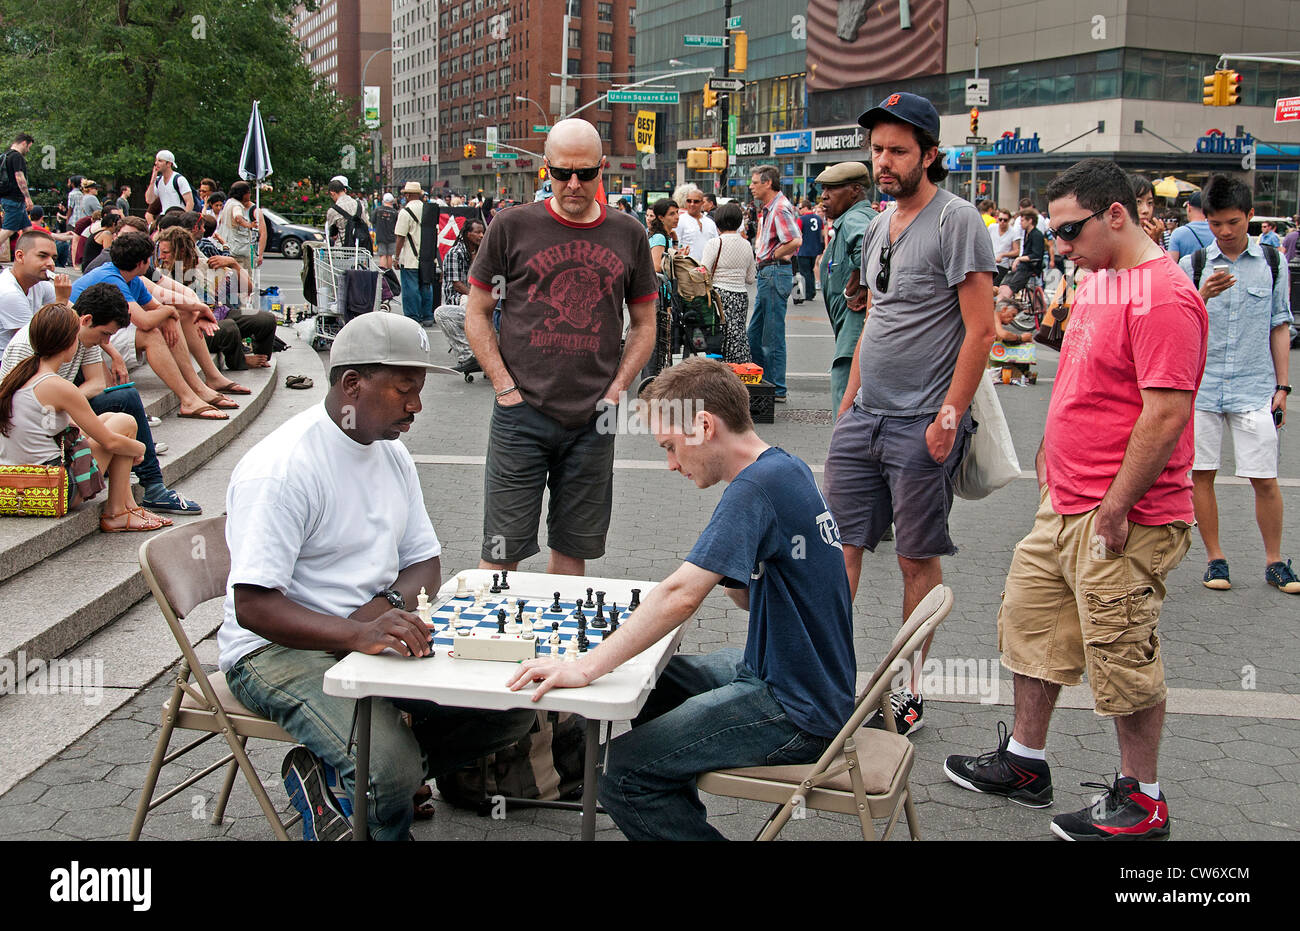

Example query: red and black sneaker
[943,721,1053,807]
[1051,775,1170,841]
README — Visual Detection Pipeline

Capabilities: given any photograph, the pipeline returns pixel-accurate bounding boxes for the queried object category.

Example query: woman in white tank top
[0,302,168,531]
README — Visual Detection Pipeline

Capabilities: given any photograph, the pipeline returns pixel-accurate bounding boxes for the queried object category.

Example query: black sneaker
[1265,559,1300,594]
[1050,775,1169,841]
[1203,558,1232,590]
[944,721,1053,807]
[866,690,924,736]
[281,746,354,841]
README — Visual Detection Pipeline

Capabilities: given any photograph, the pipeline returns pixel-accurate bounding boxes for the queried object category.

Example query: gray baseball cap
[329,313,458,375]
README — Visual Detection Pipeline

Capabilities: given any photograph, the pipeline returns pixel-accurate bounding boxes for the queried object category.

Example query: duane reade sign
[813,126,865,153]
[734,134,770,157]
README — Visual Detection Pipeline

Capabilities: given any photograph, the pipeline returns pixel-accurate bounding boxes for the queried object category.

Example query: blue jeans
[227,644,534,841]
[400,269,434,323]
[598,648,830,841]
[747,264,793,398]
[88,386,162,488]
[1,198,30,232]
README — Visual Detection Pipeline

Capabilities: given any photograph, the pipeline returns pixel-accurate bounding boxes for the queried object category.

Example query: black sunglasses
[1049,207,1108,242]
[876,242,892,292]
[547,163,602,183]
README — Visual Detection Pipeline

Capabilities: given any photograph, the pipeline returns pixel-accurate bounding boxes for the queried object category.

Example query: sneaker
[280,746,354,842]
[153,441,169,455]
[1050,775,1169,841]
[944,721,1053,807]
[774,395,788,403]
[140,487,201,514]
[1202,558,1232,590]
[1265,559,1300,594]
[147,416,162,428]
[866,689,924,736]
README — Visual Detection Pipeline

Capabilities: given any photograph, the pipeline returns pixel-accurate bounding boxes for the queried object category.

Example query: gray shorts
[822,404,973,559]
[482,399,616,563]
[375,241,396,256]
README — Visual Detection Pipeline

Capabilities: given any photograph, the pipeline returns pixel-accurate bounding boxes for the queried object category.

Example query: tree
[0,0,362,203]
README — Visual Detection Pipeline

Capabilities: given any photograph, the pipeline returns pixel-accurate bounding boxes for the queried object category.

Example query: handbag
[58,426,106,503]
[0,464,69,517]
[954,370,1021,500]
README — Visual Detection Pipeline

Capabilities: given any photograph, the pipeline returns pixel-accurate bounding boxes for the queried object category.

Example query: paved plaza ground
[1,259,1296,843]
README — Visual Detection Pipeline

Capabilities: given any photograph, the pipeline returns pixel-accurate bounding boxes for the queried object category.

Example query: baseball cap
[857,92,941,137]
[382,192,395,203]
[329,313,457,375]
[330,175,350,188]
[1187,191,1202,209]
[155,149,178,168]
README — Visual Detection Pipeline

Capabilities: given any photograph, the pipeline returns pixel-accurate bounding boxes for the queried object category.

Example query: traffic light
[686,148,710,170]
[730,30,747,74]
[709,147,728,171]
[1224,70,1242,105]
[970,107,979,135]
[1203,72,1223,106]
[703,86,717,111]
[538,167,546,182]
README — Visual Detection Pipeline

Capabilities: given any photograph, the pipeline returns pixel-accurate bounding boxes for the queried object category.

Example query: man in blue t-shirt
[1166,191,1213,262]
[508,358,856,840]
[794,200,824,304]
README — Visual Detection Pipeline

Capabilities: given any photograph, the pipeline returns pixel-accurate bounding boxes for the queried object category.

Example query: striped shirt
[755,192,800,263]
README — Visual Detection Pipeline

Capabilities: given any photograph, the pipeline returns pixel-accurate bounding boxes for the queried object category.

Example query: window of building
[598,121,611,138]
[597,32,611,52]
[568,28,581,47]
[474,74,484,93]
[568,57,580,75]
[500,96,511,114]
[567,0,580,16]
[628,35,635,55]
[597,62,611,81]
[475,47,484,66]
[597,2,611,22]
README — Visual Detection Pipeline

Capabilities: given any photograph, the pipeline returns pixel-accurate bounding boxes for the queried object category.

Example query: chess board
[428,590,626,658]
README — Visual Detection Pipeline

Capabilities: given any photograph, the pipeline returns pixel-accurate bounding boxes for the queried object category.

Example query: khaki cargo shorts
[997,485,1192,716]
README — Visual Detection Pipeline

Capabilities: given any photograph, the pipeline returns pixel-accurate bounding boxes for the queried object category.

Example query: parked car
[260,208,324,259]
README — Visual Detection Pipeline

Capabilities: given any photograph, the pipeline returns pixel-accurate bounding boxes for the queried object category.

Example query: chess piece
[532,609,546,629]
[549,622,562,650]
[450,605,463,631]
[628,588,641,611]
[491,573,501,594]
[590,597,608,630]
[564,641,579,662]
[499,569,510,591]
[497,609,507,634]
[551,592,562,612]
[585,587,595,608]
[416,587,432,626]
[454,575,469,597]
[595,590,606,617]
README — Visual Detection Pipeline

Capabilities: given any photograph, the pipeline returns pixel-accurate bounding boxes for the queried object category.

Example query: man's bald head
[544,118,604,162]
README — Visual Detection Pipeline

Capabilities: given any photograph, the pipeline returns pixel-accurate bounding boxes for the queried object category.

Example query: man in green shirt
[817,162,878,416]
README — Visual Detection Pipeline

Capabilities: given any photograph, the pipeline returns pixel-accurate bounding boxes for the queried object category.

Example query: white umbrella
[238,101,274,302]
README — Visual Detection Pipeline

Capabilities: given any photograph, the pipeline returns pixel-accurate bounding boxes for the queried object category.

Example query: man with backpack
[1166,190,1212,262]
[0,133,35,260]
[325,178,372,252]
[144,150,194,216]
[393,181,435,327]
[1177,174,1298,595]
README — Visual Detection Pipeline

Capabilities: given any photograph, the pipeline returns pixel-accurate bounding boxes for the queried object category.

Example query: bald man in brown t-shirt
[466,119,658,575]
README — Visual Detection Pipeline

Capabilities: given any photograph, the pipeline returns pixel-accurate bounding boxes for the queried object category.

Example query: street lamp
[963,0,980,204]
[361,43,402,192]
[516,96,549,131]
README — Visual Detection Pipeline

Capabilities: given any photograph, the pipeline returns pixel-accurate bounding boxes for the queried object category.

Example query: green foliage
[0,0,361,203]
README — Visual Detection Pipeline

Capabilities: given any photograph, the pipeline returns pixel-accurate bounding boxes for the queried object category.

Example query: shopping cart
[304,242,397,351]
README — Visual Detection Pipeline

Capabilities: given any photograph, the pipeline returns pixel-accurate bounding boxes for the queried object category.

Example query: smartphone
[1275,408,1285,428]
[102,381,136,393]
[1213,264,1230,277]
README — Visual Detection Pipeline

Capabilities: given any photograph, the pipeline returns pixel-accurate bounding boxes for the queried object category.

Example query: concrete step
[0,360,276,584]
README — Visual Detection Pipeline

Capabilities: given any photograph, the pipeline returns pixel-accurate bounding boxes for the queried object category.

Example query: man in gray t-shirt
[823,92,995,735]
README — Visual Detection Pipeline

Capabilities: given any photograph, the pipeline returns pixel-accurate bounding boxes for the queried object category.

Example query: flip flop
[285,375,313,389]
[210,382,252,395]
[178,404,229,421]
[207,395,240,410]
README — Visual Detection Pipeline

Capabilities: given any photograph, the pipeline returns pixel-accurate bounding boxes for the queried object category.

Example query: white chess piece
[548,627,562,650]
[449,605,463,632]
[416,587,432,626]
[455,575,469,597]
[563,640,579,662]
[532,609,546,630]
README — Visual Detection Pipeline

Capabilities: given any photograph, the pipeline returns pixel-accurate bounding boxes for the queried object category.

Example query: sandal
[209,381,252,395]
[285,375,313,390]
[178,404,229,420]
[100,507,166,533]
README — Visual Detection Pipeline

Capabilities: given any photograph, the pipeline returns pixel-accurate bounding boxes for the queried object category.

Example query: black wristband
[378,588,405,611]
[1277,385,1292,395]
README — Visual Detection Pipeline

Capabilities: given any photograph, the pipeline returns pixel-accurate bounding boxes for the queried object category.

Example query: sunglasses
[685,198,703,204]
[1049,207,1108,242]
[547,163,602,183]
[876,242,892,292]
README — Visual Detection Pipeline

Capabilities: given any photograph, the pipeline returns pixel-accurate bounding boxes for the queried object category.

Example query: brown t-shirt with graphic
[469,199,658,428]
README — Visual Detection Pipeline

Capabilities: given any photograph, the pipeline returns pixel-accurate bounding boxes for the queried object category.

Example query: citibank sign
[993,130,1041,155]
[1196,129,1254,154]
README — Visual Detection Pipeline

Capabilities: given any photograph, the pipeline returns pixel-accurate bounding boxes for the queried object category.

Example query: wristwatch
[378,588,406,611]
[1277,385,1293,394]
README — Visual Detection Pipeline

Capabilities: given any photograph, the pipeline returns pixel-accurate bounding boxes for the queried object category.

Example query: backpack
[1191,244,1280,289]
[146,173,184,218]
[403,203,442,288]
[340,201,373,252]
[435,711,587,809]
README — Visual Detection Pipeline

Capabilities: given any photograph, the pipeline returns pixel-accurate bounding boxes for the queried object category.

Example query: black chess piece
[576,629,589,651]
[629,588,641,611]
[585,587,595,608]
[610,612,620,634]
[491,573,501,594]
[499,569,510,590]
[591,600,608,629]
[551,592,562,612]
[595,590,606,616]
[515,599,525,623]
[496,609,507,634]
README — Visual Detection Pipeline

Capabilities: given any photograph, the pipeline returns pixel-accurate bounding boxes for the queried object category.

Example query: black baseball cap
[858,92,941,137]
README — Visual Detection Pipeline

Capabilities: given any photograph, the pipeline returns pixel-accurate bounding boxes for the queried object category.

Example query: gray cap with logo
[329,313,458,375]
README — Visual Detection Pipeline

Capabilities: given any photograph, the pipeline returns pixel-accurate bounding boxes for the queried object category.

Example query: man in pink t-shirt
[944,159,1207,842]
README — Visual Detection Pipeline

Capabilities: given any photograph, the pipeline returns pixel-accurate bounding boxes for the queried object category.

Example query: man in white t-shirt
[0,230,68,353]
[674,183,719,262]
[144,150,194,215]
[988,208,1020,285]
[218,313,533,841]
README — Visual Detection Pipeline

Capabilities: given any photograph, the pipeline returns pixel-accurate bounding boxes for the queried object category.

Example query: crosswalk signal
[969,107,979,135]
[1224,70,1243,105]
[729,30,747,74]
[703,86,717,111]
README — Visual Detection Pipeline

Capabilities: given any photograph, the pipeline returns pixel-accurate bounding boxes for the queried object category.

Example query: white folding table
[322,570,681,840]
